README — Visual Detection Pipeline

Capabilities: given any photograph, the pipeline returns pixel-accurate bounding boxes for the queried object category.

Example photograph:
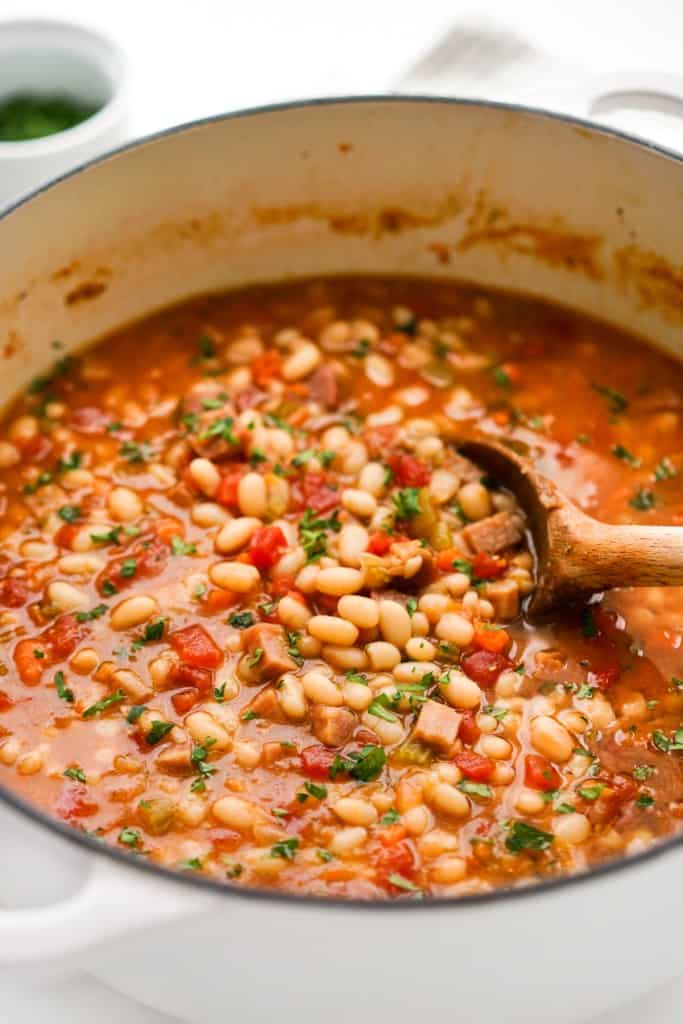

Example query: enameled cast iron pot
[0,97,682,1023]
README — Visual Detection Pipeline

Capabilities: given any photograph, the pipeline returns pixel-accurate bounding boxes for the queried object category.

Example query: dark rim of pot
[1,93,682,911]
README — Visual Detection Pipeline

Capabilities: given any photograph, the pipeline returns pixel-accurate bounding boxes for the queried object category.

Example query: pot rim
[1,92,682,911]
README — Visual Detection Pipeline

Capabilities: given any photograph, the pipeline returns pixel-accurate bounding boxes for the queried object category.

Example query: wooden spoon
[460,437,683,618]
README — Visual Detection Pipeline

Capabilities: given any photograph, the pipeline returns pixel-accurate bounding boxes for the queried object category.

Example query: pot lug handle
[572,70,683,152]
[0,855,210,964]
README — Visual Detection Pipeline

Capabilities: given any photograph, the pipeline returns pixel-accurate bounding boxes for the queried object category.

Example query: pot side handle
[0,856,209,964]
[568,70,683,153]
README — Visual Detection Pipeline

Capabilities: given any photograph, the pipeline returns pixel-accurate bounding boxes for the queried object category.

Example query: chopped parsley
[246,647,263,668]
[350,338,371,358]
[636,793,654,808]
[291,449,335,469]
[91,526,123,545]
[82,688,126,718]
[58,450,83,472]
[387,873,422,895]
[119,440,153,463]
[483,704,509,722]
[592,383,628,416]
[102,579,118,597]
[299,507,341,562]
[190,737,217,792]
[63,766,86,783]
[54,670,74,703]
[654,457,677,481]
[368,694,398,723]
[57,504,81,522]
[76,603,108,623]
[580,607,598,638]
[577,783,606,801]
[177,857,202,871]
[213,683,227,703]
[146,720,174,745]
[228,611,254,630]
[392,487,421,520]
[458,780,493,799]
[633,763,655,781]
[126,705,146,724]
[381,808,401,825]
[505,820,554,853]
[119,827,141,849]
[301,781,327,800]
[630,487,656,511]
[317,849,334,863]
[199,417,238,446]
[492,364,512,388]
[576,684,595,699]
[170,536,197,556]
[406,598,417,617]
[197,334,216,359]
[120,558,137,578]
[651,728,683,754]
[23,471,53,494]
[611,444,640,468]
[270,837,299,860]
[329,744,386,782]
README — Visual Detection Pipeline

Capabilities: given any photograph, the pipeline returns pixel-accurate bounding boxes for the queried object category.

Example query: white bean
[188,457,220,497]
[108,486,143,523]
[209,561,260,592]
[237,473,267,518]
[337,594,379,629]
[110,595,159,631]
[308,615,358,646]
[316,567,364,596]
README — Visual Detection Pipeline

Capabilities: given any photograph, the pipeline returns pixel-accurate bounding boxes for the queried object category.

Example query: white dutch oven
[0,98,682,1023]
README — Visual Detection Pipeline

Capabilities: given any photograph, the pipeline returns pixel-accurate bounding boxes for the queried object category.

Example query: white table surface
[0,0,682,1019]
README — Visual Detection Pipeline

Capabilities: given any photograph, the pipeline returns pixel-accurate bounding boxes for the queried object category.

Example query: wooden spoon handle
[562,516,683,591]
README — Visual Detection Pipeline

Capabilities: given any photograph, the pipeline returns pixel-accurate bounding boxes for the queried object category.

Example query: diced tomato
[171,688,200,714]
[45,614,84,658]
[0,578,29,607]
[472,552,507,579]
[378,824,408,847]
[436,547,466,572]
[268,575,297,599]
[388,453,431,487]
[460,649,509,687]
[373,840,417,889]
[170,662,214,693]
[472,626,510,655]
[70,406,111,434]
[300,744,338,780]
[454,750,494,782]
[248,525,287,571]
[170,624,222,669]
[524,754,562,792]
[591,662,621,690]
[251,350,283,387]
[367,532,392,556]
[55,782,99,822]
[14,639,45,685]
[216,468,245,509]
[20,434,53,461]
[293,472,339,513]
[0,691,14,711]
[155,517,184,544]
[458,710,481,745]
[98,534,169,594]
[54,522,81,549]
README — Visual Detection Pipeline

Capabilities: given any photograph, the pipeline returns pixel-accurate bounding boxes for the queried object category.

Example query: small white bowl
[0,19,128,210]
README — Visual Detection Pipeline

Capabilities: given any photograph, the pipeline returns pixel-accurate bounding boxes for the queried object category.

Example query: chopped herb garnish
[177,857,202,871]
[576,684,595,699]
[200,417,238,445]
[350,338,371,358]
[142,619,166,643]
[651,728,683,754]
[577,784,605,801]
[250,448,267,464]
[392,486,421,520]
[106,421,123,433]
[654,457,677,481]
[387,873,422,895]
[119,827,141,848]
[64,766,86,783]
[458,780,493,799]
[368,695,398,723]
[82,688,126,718]
[270,837,299,860]
[58,450,83,472]
[406,598,417,617]
[592,383,628,415]
[329,744,386,782]
[225,862,244,879]
[54,670,74,703]
[630,487,656,511]
[317,849,334,863]
[556,803,576,814]
[57,504,81,522]
[241,709,258,722]
[120,558,137,578]
[119,440,153,463]
[91,526,123,545]
[23,471,53,494]
[171,536,197,556]
[299,508,341,562]
[633,763,655,781]
[303,781,327,800]
[492,365,511,388]
[213,683,227,703]
[126,705,146,724]
[345,670,369,685]
[636,794,654,808]
[611,444,640,467]
[146,720,174,745]
[291,449,336,469]
[229,611,255,630]
[483,704,509,722]
[246,647,263,668]
[505,820,554,853]
[102,579,118,597]
[76,603,108,623]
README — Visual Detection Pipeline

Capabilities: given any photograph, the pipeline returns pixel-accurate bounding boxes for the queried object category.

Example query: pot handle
[0,854,209,964]
[573,70,683,152]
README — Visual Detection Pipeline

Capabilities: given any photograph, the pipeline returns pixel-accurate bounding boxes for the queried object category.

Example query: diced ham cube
[412,699,462,754]
[484,578,520,619]
[241,624,297,681]
[155,744,193,775]
[311,706,357,748]
[463,511,524,554]
[244,686,286,723]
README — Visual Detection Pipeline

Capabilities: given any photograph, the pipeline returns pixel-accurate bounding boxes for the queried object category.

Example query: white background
[0,0,682,1019]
